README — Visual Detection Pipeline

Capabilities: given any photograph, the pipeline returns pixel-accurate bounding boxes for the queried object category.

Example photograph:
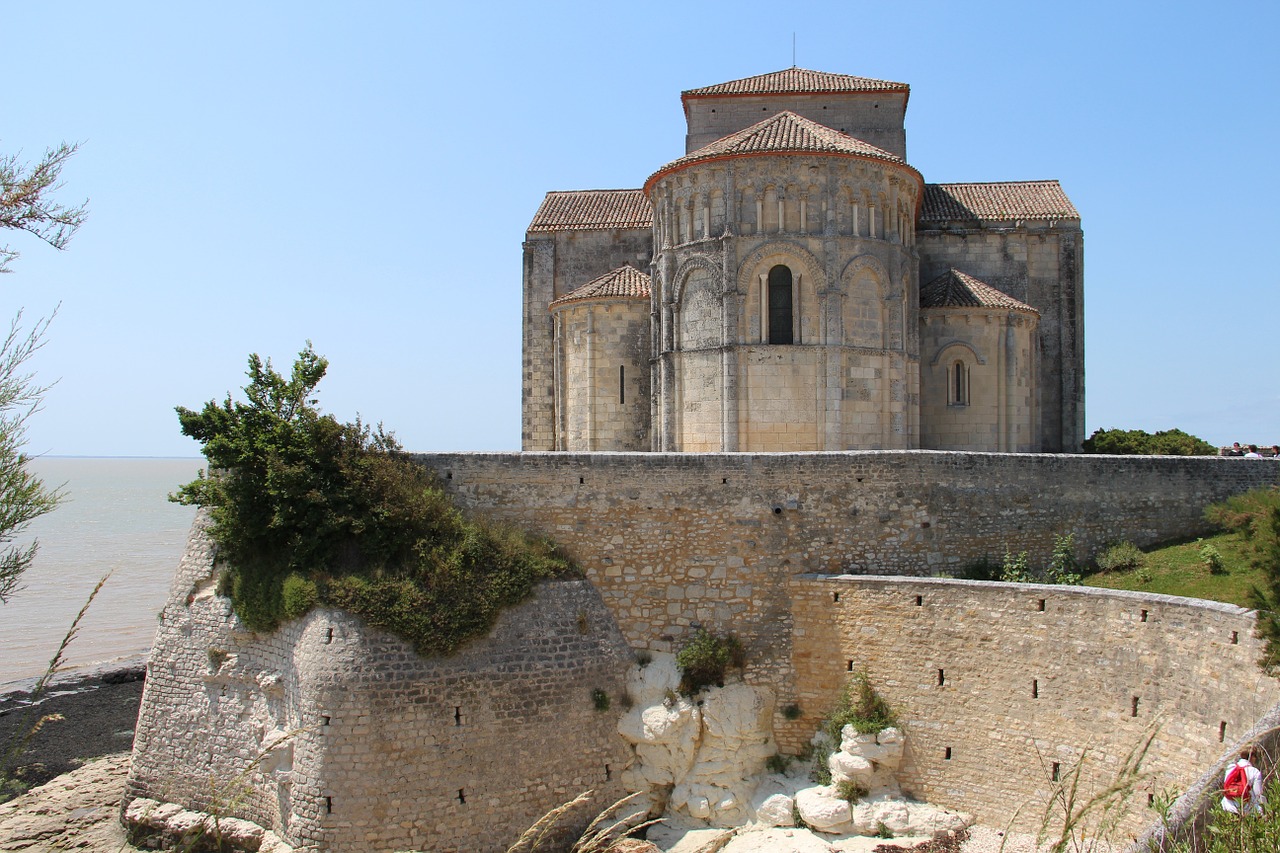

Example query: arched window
[767,265,794,345]
[950,360,969,406]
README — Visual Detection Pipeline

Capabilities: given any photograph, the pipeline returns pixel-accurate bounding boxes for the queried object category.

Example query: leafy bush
[1095,541,1144,573]
[591,688,610,712]
[1081,427,1215,456]
[822,671,897,742]
[954,557,1001,581]
[835,779,868,803]
[172,345,576,656]
[1048,534,1083,585]
[765,753,792,775]
[1200,541,1225,574]
[1000,549,1033,583]
[675,628,745,695]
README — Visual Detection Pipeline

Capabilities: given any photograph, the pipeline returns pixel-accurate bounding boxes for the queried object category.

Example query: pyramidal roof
[920,269,1038,314]
[683,67,908,99]
[550,266,651,310]
[646,111,912,191]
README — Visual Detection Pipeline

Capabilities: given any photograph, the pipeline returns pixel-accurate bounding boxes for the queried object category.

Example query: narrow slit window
[1140,609,1148,623]
[950,361,970,406]
[1052,762,1060,782]
[1032,679,1039,698]
[1132,696,1140,717]
[1038,599,1046,612]
[915,595,923,606]
[944,747,952,760]
[937,668,945,686]
[847,660,854,672]
[833,592,840,603]
[767,265,794,345]
[1231,631,1239,645]
[619,365,625,405]
[1219,721,1228,742]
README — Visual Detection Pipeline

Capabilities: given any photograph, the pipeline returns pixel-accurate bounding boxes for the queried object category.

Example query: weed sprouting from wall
[674,629,744,695]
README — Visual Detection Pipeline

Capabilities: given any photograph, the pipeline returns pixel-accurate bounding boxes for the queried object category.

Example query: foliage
[1094,541,1144,574]
[1048,534,1083,585]
[954,556,1001,581]
[0,312,63,603]
[1085,528,1265,606]
[782,702,803,720]
[674,629,745,695]
[1000,549,1034,583]
[836,779,869,803]
[0,142,88,273]
[591,689,610,712]
[1081,427,1216,456]
[172,345,576,656]
[1162,777,1280,852]
[822,671,898,743]
[1202,488,1280,672]
[765,753,792,775]
[1200,541,1225,575]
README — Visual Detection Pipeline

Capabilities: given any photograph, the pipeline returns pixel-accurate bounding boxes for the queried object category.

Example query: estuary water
[0,457,201,685]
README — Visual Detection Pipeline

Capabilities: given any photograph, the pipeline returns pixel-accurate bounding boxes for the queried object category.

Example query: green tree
[1081,427,1215,456]
[173,345,575,654]
[0,142,84,601]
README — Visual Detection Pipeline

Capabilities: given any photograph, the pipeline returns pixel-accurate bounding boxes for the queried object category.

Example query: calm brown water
[0,457,200,685]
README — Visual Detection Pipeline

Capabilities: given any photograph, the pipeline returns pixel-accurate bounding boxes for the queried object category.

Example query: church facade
[522,68,1083,453]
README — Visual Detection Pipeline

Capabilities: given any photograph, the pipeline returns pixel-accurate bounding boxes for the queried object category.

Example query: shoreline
[0,657,147,791]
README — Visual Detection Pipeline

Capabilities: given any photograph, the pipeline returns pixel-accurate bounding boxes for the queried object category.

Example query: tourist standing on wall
[1222,749,1267,815]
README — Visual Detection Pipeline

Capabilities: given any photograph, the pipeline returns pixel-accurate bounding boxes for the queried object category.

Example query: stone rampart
[127,514,634,853]
[789,575,1280,839]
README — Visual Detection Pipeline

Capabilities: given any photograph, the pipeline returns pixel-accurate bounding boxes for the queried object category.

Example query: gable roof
[646,111,917,192]
[528,189,653,233]
[682,67,908,100]
[920,268,1038,314]
[550,266,651,310]
[921,181,1079,223]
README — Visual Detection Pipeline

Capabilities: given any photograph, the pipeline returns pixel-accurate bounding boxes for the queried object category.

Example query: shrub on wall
[171,344,577,655]
[675,629,745,695]
[1081,427,1215,456]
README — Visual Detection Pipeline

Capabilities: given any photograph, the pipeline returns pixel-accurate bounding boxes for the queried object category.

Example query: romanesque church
[522,68,1084,453]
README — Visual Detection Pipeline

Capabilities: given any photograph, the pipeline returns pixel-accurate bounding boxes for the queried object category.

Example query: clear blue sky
[4,1,1276,457]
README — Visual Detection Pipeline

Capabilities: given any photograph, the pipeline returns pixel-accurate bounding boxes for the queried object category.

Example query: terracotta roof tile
[528,190,653,233]
[683,68,908,98]
[920,268,1038,314]
[921,181,1079,222]
[647,112,911,190]
[550,266,651,309]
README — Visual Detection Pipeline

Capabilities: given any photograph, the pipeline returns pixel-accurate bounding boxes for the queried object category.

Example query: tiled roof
[550,266,651,309]
[647,111,913,190]
[683,68,908,98]
[920,268,1038,314]
[921,182,1079,222]
[528,189,653,233]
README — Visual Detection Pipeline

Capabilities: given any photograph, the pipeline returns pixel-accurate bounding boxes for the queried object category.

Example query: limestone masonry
[524,68,1083,454]
[126,66,1279,853]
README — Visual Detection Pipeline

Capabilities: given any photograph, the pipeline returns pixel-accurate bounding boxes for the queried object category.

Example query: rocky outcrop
[618,655,971,846]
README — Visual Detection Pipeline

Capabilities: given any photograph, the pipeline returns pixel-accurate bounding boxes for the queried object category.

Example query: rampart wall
[790,575,1280,837]
[127,515,633,853]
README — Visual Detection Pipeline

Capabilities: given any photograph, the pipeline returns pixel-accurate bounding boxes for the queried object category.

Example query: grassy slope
[1085,530,1265,608]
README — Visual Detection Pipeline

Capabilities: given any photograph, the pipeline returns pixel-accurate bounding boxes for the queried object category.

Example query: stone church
[522,68,1084,453]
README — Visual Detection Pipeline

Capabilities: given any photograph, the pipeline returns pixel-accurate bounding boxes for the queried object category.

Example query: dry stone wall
[788,575,1280,839]
[127,514,634,853]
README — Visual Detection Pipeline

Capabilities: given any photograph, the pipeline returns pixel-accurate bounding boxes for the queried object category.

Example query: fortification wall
[416,451,1280,674]
[789,576,1280,838]
[127,514,633,853]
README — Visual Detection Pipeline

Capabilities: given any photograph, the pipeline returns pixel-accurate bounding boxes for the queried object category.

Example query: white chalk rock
[753,792,795,827]
[869,798,911,833]
[795,787,851,832]
[828,750,873,784]
[904,801,973,835]
[625,652,683,706]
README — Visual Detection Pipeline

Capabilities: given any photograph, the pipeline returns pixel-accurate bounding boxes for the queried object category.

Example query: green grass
[1085,530,1265,607]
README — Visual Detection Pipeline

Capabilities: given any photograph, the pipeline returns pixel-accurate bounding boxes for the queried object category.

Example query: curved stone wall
[789,575,1280,839]
[127,514,634,853]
